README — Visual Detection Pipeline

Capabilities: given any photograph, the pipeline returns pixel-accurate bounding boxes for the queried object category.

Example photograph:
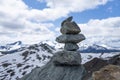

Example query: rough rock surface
[82,54,120,80]
[56,34,85,43]
[19,56,86,80]
[64,43,79,51]
[60,21,81,34]
[53,50,81,66]
[19,16,86,80]
[83,58,109,80]
[61,16,73,26]
[92,65,120,80]
[108,54,120,65]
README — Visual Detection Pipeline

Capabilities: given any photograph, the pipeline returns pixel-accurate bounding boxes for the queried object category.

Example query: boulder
[108,54,120,65]
[19,53,86,80]
[64,43,79,51]
[56,34,85,43]
[83,58,108,80]
[82,54,120,80]
[92,65,120,80]
[60,21,81,34]
[53,50,81,66]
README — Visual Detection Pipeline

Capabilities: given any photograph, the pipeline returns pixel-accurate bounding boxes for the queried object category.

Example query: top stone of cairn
[60,16,81,34]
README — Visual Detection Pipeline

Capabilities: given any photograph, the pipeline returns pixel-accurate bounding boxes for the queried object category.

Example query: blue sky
[0,0,120,46]
[23,0,120,23]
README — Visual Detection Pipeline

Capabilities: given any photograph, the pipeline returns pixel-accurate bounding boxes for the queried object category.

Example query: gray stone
[19,56,86,80]
[56,34,85,43]
[53,50,81,66]
[60,21,81,34]
[64,43,79,51]
[61,16,73,26]
[19,16,87,80]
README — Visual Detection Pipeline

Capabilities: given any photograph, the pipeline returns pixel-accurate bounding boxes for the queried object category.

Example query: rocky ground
[83,54,120,80]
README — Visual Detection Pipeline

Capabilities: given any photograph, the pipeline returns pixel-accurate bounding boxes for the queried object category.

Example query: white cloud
[46,0,108,11]
[79,17,120,46]
[79,17,120,37]
[35,0,109,21]
[0,0,110,44]
[0,0,56,44]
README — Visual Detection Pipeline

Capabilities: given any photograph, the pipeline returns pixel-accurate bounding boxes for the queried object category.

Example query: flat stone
[53,50,81,66]
[56,34,85,43]
[60,21,81,34]
[64,43,79,51]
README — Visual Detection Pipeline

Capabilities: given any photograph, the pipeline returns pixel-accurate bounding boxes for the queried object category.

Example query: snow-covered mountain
[80,36,120,50]
[79,44,120,53]
[41,40,120,53]
[0,43,55,80]
[0,41,119,80]
[0,40,120,54]
[0,41,62,55]
[0,41,27,54]
[0,41,22,51]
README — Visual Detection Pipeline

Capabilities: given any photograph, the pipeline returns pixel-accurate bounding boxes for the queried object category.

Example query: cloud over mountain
[0,0,111,44]
[79,17,120,48]
[79,17,120,37]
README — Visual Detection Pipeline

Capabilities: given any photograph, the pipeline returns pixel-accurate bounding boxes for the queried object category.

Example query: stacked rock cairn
[54,16,86,66]
[19,16,86,80]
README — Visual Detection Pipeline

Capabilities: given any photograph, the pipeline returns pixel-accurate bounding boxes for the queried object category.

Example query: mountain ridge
[0,41,120,54]
[0,41,119,80]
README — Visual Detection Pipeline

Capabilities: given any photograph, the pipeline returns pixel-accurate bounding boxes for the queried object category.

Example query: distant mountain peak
[7,41,22,45]
[79,44,120,53]
[0,41,23,52]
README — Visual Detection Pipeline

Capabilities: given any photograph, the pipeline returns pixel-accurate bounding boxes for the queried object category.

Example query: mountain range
[0,41,119,80]
[79,44,120,53]
[0,41,120,54]
[0,42,55,80]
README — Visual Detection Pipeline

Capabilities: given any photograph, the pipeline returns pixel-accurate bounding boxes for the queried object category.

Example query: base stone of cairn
[53,50,81,66]
[19,60,86,80]
[19,16,86,80]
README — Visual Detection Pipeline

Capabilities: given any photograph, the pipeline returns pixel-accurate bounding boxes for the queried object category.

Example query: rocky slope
[92,64,120,80]
[83,54,120,80]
